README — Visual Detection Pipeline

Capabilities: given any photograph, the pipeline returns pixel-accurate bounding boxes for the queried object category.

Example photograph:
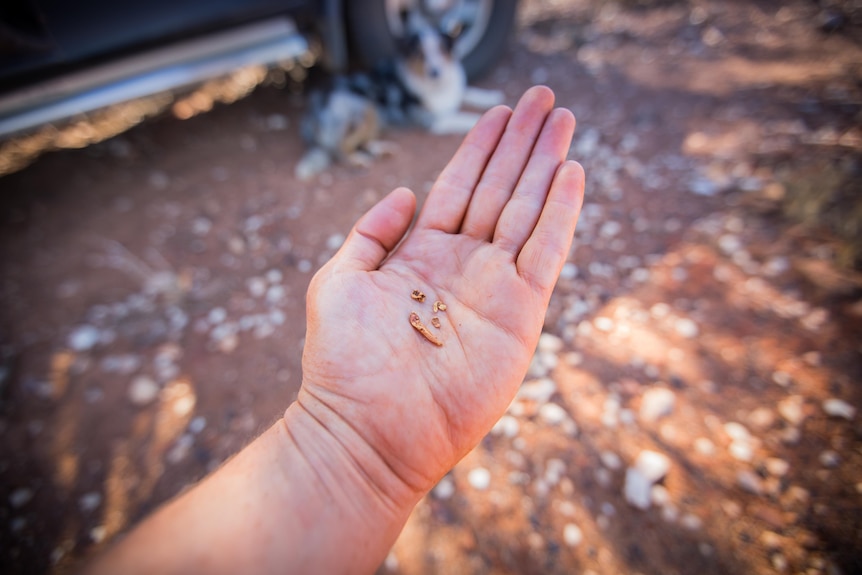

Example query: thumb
[333,187,417,272]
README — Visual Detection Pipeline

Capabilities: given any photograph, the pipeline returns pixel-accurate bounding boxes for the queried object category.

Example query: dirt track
[1,1,861,573]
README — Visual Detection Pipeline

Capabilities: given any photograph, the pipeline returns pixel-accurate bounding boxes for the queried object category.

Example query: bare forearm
[87,400,421,575]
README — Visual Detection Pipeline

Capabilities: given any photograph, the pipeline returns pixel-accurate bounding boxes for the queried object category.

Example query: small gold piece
[409,312,443,346]
[431,317,442,329]
[411,290,426,302]
[433,300,447,312]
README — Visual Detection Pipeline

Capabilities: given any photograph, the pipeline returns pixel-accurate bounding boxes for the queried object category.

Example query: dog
[294,82,395,181]
[294,9,504,180]
[392,9,505,135]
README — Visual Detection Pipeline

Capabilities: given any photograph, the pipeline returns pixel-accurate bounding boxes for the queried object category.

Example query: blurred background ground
[1,0,861,573]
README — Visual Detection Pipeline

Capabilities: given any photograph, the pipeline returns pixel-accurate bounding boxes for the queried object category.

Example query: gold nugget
[431,317,442,329]
[411,290,426,302]
[433,300,447,312]
[409,312,442,346]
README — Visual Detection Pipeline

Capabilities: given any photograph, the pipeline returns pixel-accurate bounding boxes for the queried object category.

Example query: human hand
[294,86,585,507]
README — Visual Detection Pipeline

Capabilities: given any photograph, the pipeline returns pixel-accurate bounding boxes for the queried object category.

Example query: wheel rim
[384,0,494,61]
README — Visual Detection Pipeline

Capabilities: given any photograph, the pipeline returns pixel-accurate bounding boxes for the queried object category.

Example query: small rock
[640,387,676,422]
[530,67,549,84]
[822,398,856,420]
[680,513,703,531]
[9,487,33,508]
[217,333,239,354]
[764,458,790,477]
[227,235,246,255]
[79,492,102,512]
[265,113,289,131]
[148,170,170,190]
[247,276,267,298]
[594,467,612,488]
[265,268,283,284]
[563,523,583,547]
[166,434,194,464]
[694,437,716,456]
[297,259,313,273]
[778,426,801,445]
[325,234,345,251]
[433,475,455,500]
[207,307,227,325]
[467,467,491,490]
[674,317,699,339]
[594,317,614,332]
[778,396,806,425]
[599,221,622,239]
[560,263,578,280]
[537,332,564,354]
[802,351,821,366]
[536,350,559,372]
[517,378,557,404]
[650,302,670,318]
[544,458,567,486]
[574,129,600,157]
[188,416,207,434]
[90,526,107,544]
[748,407,776,430]
[266,285,286,305]
[771,553,788,572]
[492,414,520,438]
[718,234,743,254]
[728,441,754,462]
[600,450,622,470]
[68,325,101,352]
[634,450,671,482]
[651,484,671,508]
[760,531,783,550]
[819,450,840,468]
[624,469,653,510]
[624,451,671,509]
[724,422,752,443]
[128,376,160,406]
[736,470,763,494]
[100,354,142,375]
[772,371,792,387]
[602,395,621,428]
[539,402,569,425]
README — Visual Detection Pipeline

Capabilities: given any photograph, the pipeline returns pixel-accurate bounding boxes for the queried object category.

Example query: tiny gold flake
[409,312,442,346]
[433,301,447,312]
[431,317,442,329]
[411,290,426,302]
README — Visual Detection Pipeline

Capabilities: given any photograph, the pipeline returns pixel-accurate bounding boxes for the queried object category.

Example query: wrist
[282,389,425,525]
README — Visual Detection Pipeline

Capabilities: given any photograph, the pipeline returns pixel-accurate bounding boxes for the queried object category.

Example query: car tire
[345,0,518,81]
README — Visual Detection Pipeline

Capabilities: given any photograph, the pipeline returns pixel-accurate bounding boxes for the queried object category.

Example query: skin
[86,85,585,575]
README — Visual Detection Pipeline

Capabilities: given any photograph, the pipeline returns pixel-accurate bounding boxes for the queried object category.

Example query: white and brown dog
[394,9,504,134]
[295,9,504,179]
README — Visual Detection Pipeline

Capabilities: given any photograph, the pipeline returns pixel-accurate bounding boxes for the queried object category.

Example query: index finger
[413,105,512,234]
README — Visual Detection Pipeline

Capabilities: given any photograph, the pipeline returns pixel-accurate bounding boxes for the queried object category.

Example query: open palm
[298,86,585,498]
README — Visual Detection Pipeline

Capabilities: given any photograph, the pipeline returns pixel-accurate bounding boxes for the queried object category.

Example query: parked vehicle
[0,0,518,136]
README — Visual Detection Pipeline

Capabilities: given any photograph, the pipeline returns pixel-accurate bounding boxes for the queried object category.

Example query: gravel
[128,375,160,406]
[639,387,676,423]
[624,450,671,510]
[467,467,491,491]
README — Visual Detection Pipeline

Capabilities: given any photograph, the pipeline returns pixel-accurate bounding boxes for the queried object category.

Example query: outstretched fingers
[458,86,556,241]
[415,105,512,234]
[492,107,576,255]
[516,161,585,295]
